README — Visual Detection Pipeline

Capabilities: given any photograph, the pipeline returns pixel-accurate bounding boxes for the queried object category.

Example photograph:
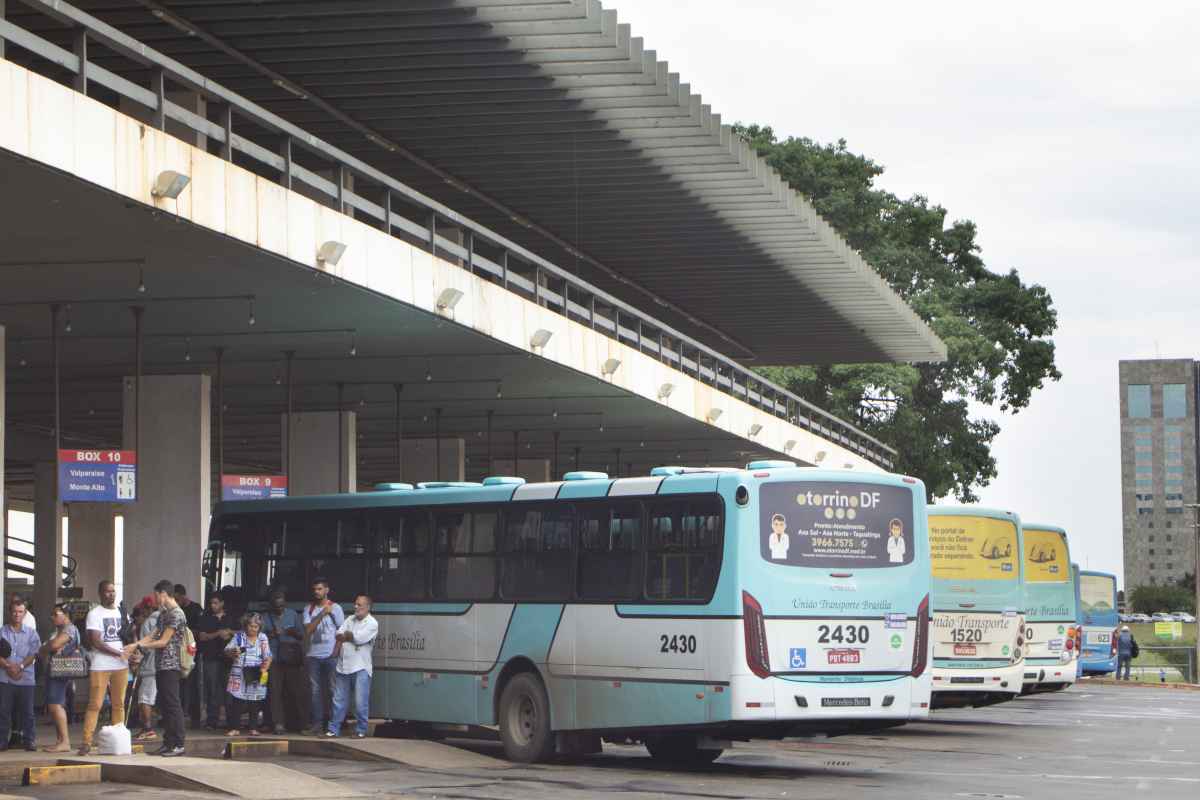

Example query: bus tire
[644,734,723,765]
[498,672,555,764]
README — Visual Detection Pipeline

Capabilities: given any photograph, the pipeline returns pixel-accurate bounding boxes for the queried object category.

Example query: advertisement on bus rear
[759,482,914,568]
[930,516,1018,581]
[1079,574,1116,614]
[1023,529,1068,583]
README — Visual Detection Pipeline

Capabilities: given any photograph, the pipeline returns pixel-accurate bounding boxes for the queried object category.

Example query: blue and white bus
[1076,569,1119,676]
[927,507,1026,708]
[1020,523,1079,692]
[205,463,932,763]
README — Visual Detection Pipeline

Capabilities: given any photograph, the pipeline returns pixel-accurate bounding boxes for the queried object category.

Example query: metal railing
[0,0,896,468]
[1128,646,1198,685]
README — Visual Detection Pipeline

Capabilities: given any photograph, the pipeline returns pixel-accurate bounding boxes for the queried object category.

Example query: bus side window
[578,503,641,601]
[309,511,367,598]
[645,497,723,602]
[501,505,574,600]
[369,510,430,601]
[433,509,497,600]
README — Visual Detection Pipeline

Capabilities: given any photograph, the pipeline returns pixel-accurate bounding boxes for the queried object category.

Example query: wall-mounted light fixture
[436,287,465,312]
[706,408,723,423]
[657,382,675,401]
[317,240,347,268]
[748,423,763,437]
[601,358,622,378]
[814,450,827,463]
[530,329,553,351]
[783,439,797,452]
[151,170,190,199]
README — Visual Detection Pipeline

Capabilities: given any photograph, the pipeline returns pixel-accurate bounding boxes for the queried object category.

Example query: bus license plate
[1093,633,1110,643]
[822,697,870,707]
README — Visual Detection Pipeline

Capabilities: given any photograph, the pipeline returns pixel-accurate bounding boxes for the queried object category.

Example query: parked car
[1172,612,1196,623]
[1151,612,1175,622]
[1129,613,1152,623]
[1118,613,1131,623]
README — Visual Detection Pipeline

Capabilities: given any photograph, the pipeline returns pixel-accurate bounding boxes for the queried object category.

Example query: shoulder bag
[48,630,88,679]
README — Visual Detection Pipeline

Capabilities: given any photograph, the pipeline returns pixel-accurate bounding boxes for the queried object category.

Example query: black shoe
[154,744,171,755]
[24,743,36,752]
[161,746,186,757]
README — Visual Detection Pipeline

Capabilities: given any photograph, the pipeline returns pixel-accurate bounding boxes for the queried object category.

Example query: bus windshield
[758,481,915,568]
[1023,529,1068,583]
[929,515,1018,581]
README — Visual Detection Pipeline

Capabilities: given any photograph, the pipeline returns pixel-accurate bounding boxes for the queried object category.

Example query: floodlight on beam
[601,358,622,378]
[783,439,797,452]
[529,329,554,351]
[748,423,763,437]
[436,287,465,312]
[317,240,347,268]
[814,450,828,463]
[657,382,675,401]
[150,170,190,199]
[843,463,855,469]
[706,408,723,423]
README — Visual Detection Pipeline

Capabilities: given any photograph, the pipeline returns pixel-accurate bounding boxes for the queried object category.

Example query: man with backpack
[125,580,192,757]
[1116,624,1139,680]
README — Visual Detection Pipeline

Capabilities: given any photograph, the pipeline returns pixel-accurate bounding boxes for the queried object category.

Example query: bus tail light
[910,594,930,677]
[742,591,771,679]
[1066,626,1078,652]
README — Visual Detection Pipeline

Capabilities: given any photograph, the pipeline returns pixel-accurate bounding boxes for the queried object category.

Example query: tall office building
[1118,359,1199,589]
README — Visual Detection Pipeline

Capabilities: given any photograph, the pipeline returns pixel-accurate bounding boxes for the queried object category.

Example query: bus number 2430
[660,634,699,654]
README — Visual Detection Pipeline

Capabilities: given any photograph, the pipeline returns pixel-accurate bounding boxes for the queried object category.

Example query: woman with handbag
[40,605,84,753]
[223,613,272,736]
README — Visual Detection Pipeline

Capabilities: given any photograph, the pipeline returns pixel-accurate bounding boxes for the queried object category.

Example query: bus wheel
[498,672,555,763]
[644,734,723,765]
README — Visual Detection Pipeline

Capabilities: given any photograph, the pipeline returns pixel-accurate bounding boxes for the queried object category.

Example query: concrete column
[282,411,357,496]
[33,462,62,637]
[389,438,464,485]
[67,503,114,604]
[121,375,211,607]
[490,458,550,483]
[0,323,5,600]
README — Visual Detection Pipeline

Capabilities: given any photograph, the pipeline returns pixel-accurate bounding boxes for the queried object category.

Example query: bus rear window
[930,515,1018,580]
[759,482,914,568]
[1023,529,1068,582]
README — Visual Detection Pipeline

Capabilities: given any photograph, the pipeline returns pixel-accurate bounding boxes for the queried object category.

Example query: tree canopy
[738,125,1061,501]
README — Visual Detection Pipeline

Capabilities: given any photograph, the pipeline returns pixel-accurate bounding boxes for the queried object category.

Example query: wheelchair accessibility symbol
[789,648,807,669]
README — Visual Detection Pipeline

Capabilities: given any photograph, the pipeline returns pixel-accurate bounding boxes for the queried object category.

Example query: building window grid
[1128,385,1152,418]
[1163,384,1188,418]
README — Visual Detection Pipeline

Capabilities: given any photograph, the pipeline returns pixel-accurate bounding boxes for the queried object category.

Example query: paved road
[6,683,1197,800]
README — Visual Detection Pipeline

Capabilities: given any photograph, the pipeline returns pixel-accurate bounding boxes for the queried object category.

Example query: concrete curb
[1081,677,1200,691]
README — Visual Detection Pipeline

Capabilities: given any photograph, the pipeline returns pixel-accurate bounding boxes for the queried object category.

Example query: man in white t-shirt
[79,581,129,755]
[768,514,790,560]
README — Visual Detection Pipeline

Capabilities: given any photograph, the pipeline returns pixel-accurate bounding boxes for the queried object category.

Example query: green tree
[738,125,1061,500]
[1128,584,1196,616]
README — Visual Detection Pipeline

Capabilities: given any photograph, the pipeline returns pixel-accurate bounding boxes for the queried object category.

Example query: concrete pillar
[282,411,357,496]
[389,438,464,485]
[490,458,550,484]
[33,462,62,637]
[121,375,211,607]
[0,323,5,600]
[67,503,114,605]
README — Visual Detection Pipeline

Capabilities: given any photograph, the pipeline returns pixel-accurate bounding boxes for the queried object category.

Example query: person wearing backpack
[125,580,189,757]
[1116,625,1138,680]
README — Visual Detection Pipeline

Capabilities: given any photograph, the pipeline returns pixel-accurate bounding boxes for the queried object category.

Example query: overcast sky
[618,0,1200,584]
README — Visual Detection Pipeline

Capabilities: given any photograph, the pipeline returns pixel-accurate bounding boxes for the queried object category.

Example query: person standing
[195,593,234,730]
[173,585,203,728]
[8,594,36,634]
[39,604,81,753]
[0,599,42,751]
[325,595,377,739]
[1116,625,1137,680]
[125,580,188,757]
[262,590,307,734]
[132,597,161,742]
[79,581,129,755]
[224,613,272,736]
[302,578,344,736]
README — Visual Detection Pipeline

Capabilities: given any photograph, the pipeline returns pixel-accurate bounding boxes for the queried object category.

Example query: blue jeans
[305,655,337,728]
[0,684,35,747]
[329,669,370,736]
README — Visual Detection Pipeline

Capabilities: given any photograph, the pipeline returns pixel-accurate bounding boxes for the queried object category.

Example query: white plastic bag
[95,723,132,756]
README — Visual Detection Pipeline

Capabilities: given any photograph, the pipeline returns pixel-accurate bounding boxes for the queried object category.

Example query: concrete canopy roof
[8,0,946,367]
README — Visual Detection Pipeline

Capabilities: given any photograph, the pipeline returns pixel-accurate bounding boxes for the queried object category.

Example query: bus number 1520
[660,634,698,654]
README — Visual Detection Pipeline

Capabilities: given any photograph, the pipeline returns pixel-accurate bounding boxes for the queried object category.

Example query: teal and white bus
[1076,569,1119,676]
[927,507,1026,708]
[205,463,932,763]
[1020,523,1078,692]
